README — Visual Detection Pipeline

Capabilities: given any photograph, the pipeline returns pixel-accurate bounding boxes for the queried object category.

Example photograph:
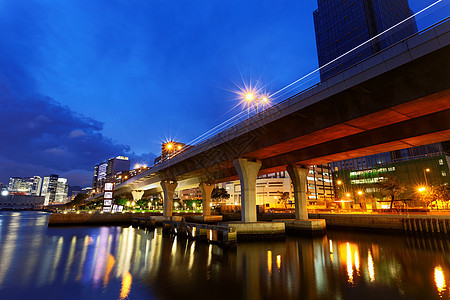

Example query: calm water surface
[0,211,449,299]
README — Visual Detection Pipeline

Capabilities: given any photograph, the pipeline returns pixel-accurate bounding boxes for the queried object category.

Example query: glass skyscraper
[313,0,417,81]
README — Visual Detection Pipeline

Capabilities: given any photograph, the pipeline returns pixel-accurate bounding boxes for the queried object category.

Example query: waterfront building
[332,142,450,207]
[92,156,130,192]
[179,188,203,201]
[7,176,42,195]
[313,0,417,81]
[55,178,69,203]
[0,194,45,210]
[41,174,64,205]
[31,176,42,196]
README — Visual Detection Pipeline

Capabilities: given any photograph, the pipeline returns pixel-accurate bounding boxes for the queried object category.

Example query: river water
[0,211,449,300]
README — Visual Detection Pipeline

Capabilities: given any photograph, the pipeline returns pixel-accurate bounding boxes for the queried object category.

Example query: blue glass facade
[313,0,417,81]
[330,143,447,172]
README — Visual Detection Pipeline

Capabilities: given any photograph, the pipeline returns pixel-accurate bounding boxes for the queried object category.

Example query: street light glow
[418,186,426,192]
[357,190,363,195]
[337,180,343,185]
[346,193,351,197]
[135,164,140,169]
[166,143,173,150]
[246,93,254,101]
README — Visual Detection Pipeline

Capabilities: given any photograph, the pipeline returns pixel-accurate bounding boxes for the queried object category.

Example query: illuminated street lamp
[357,190,364,196]
[245,93,269,114]
[418,186,427,193]
[423,168,431,185]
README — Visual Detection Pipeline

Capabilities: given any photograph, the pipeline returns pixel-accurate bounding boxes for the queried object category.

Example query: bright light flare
[357,190,363,195]
[434,265,446,294]
[418,186,427,193]
[166,143,173,150]
[246,93,254,101]
[134,164,140,169]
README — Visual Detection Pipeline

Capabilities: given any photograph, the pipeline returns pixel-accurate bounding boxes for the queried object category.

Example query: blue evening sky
[0,0,446,186]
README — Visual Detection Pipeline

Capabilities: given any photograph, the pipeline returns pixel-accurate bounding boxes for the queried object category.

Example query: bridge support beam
[199,183,214,216]
[161,180,178,218]
[131,190,144,203]
[233,158,262,223]
[287,165,309,220]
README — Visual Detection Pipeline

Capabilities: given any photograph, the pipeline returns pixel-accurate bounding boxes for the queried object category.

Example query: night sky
[0,0,444,187]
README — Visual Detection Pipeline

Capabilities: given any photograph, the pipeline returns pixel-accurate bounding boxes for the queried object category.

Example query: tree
[114,198,128,206]
[137,198,149,208]
[65,193,88,209]
[376,175,406,209]
[425,185,450,209]
[211,188,230,202]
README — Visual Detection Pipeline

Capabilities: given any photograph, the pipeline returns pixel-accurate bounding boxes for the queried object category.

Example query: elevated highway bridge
[96,19,450,224]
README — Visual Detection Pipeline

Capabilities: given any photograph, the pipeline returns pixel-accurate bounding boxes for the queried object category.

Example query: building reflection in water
[1,212,450,300]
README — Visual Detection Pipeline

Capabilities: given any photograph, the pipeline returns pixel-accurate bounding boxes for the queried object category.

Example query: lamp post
[423,168,430,186]
[245,93,269,115]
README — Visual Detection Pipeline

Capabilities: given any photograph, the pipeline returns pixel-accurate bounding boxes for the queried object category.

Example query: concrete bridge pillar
[160,180,178,217]
[199,183,214,216]
[287,165,309,220]
[131,190,144,203]
[233,158,262,223]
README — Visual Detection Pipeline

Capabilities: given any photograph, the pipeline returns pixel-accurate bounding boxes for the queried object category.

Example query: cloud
[0,85,156,186]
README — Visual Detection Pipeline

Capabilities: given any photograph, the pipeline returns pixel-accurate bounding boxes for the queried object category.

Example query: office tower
[31,176,42,196]
[313,0,417,81]
[92,156,130,192]
[55,178,69,203]
[8,177,23,193]
[41,174,59,205]
[106,156,130,181]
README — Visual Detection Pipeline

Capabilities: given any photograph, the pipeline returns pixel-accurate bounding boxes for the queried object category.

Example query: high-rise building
[41,174,59,206]
[31,176,42,196]
[8,177,23,193]
[7,177,38,195]
[313,0,417,81]
[55,178,69,203]
[106,156,130,181]
[92,156,130,192]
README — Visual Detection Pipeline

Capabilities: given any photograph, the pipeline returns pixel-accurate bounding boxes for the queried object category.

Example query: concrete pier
[199,183,214,217]
[161,180,178,217]
[233,158,261,223]
[273,219,326,235]
[221,221,285,240]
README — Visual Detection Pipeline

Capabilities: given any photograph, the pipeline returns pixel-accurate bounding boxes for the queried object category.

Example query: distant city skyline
[0,0,447,186]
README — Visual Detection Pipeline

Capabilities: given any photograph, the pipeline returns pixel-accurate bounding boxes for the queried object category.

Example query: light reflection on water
[0,211,449,300]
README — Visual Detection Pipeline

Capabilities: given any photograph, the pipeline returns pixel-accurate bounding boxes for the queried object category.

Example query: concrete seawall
[309,213,450,232]
[48,212,159,226]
